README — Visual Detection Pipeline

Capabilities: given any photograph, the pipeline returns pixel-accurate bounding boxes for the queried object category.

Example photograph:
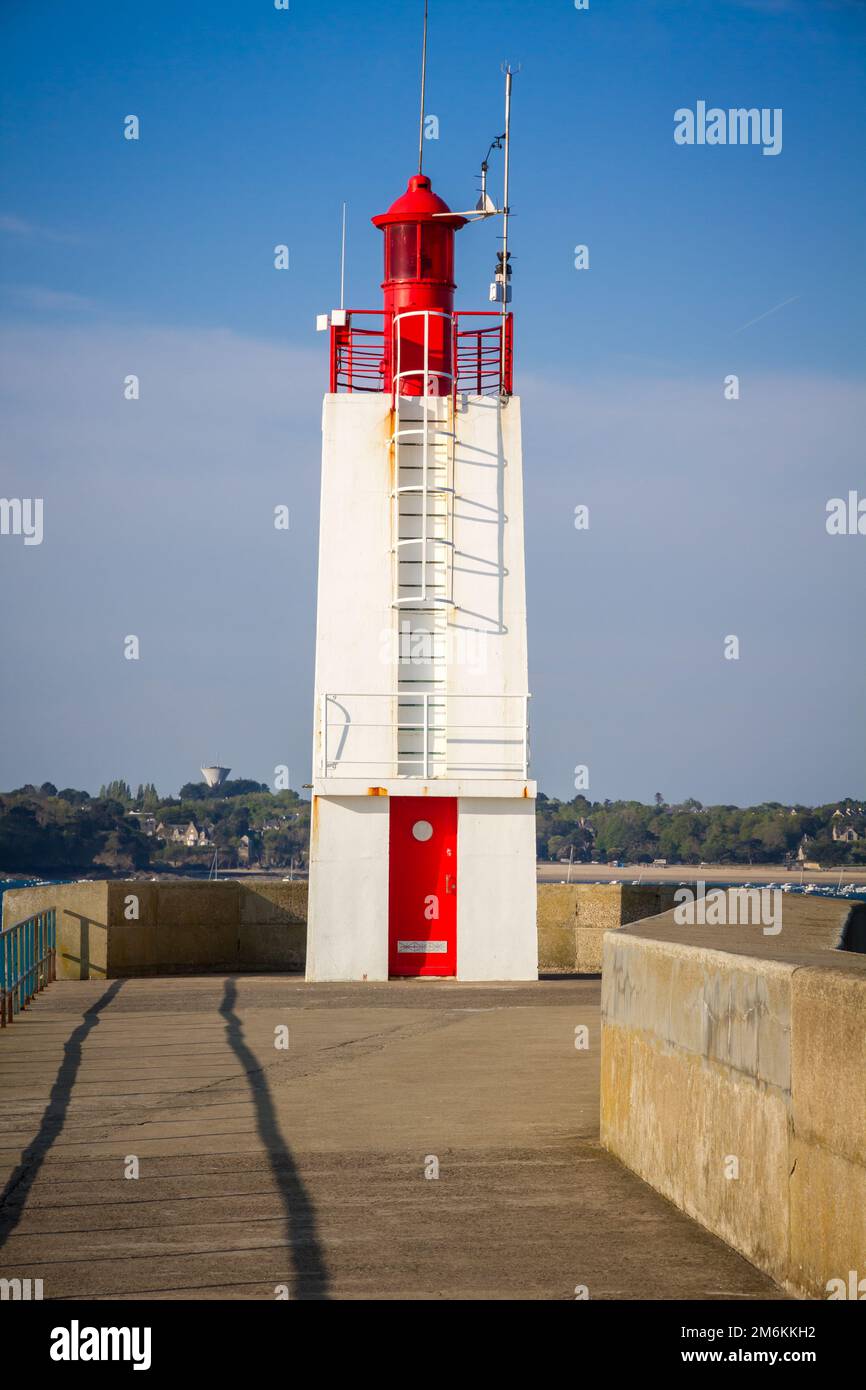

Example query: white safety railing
[319,692,530,781]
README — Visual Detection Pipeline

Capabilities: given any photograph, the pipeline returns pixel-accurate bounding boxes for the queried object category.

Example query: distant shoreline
[0,866,306,883]
[535,863,866,885]
[5,863,863,888]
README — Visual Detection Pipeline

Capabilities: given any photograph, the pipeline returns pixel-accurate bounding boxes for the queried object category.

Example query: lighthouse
[306,75,536,982]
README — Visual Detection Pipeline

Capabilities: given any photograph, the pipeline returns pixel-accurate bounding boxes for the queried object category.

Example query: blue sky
[1,0,864,803]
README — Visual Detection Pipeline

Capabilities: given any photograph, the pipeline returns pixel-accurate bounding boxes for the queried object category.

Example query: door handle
[445,874,457,895]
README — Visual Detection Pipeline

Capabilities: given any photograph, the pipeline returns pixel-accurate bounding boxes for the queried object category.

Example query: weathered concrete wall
[537,885,582,971]
[600,894,866,1299]
[106,881,240,975]
[538,884,678,973]
[3,880,306,978]
[236,882,308,970]
[788,965,866,1297]
[5,878,671,979]
[2,882,110,979]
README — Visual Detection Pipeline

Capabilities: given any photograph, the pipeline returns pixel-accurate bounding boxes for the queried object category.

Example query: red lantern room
[372,174,467,396]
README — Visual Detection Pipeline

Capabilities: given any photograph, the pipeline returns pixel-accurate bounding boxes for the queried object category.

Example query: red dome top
[372,174,467,231]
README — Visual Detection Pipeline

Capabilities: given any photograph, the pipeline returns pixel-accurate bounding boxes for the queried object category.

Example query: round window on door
[412,820,433,842]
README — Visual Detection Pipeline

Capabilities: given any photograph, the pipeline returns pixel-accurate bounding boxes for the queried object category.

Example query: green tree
[100,779,133,806]
[56,787,89,806]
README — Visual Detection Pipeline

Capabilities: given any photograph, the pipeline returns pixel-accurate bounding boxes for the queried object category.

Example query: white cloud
[0,214,79,243]
[1,284,96,312]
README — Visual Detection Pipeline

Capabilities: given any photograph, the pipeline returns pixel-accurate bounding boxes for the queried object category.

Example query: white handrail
[318,692,531,780]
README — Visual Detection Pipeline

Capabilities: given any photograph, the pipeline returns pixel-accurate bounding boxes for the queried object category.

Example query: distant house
[831,807,862,842]
[833,825,859,843]
[151,819,213,850]
[184,821,216,848]
[156,820,210,848]
[834,811,861,839]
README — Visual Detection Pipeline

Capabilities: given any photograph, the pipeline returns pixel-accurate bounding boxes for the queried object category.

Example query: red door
[388,797,457,977]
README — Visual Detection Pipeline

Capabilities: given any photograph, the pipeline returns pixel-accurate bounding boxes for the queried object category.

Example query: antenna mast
[418,0,429,175]
[340,201,347,310]
[500,64,514,393]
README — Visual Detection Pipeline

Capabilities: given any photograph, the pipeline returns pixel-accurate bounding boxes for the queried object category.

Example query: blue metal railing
[0,910,56,1026]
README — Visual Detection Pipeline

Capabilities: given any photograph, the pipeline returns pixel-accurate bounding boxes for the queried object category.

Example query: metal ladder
[390,311,456,775]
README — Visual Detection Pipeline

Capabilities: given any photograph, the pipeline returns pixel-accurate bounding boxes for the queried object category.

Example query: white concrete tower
[306,126,536,981]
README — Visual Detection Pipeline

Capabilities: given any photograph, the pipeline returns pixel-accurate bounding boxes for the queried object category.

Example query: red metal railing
[329,310,388,393]
[329,310,513,399]
[453,311,513,397]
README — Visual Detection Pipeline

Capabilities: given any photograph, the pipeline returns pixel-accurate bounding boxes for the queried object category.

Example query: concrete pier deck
[0,976,786,1300]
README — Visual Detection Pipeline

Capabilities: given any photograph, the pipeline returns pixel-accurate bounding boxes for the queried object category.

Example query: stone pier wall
[600,894,866,1299]
[3,879,670,977]
[2,880,307,978]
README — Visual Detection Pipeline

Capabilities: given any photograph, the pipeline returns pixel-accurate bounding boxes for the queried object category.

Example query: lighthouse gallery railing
[330,309,513,399]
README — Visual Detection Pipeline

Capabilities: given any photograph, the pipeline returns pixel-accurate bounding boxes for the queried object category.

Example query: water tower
[201,765,230,789]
